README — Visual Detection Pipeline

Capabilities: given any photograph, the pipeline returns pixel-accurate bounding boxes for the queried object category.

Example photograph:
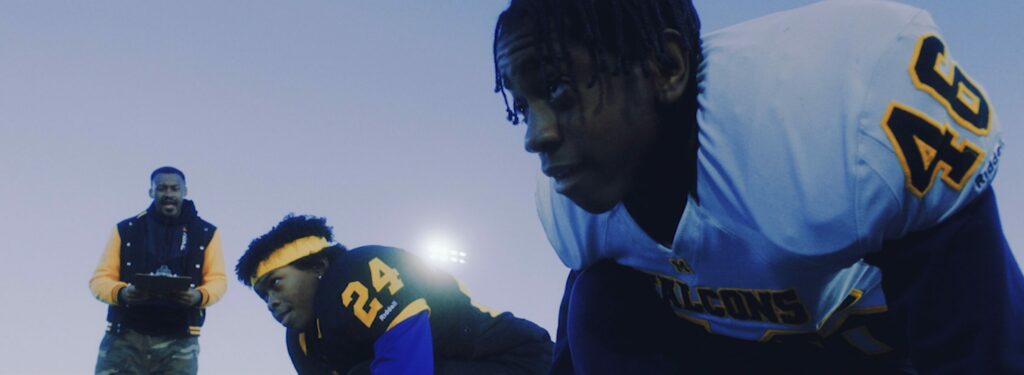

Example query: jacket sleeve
[370,311,434,375]
[197,229,227,307]
[89,227,127,305]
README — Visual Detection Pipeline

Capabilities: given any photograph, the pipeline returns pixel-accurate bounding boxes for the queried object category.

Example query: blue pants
[550,189,1023,374]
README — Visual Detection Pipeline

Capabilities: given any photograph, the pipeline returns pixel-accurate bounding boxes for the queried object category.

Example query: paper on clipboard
[133,273,192,293]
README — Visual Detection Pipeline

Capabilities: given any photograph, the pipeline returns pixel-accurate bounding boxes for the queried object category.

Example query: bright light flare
[421,234,467,265]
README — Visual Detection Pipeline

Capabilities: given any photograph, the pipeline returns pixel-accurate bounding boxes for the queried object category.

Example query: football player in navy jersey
[492,0,1023,373]
[236,215,552,374]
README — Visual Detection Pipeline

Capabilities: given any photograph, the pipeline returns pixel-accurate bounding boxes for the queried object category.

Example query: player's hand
[118,284,149,305]
[170,289,202,307]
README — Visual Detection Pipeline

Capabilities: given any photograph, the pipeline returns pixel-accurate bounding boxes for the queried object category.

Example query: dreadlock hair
[235,214,346,286]
[492,0,702,125]
[150,166,186,184]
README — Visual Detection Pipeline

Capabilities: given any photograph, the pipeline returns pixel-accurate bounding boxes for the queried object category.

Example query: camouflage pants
[95,329,199,375]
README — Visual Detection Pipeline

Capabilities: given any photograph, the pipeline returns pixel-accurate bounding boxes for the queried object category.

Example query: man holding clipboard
[89,166,227,375]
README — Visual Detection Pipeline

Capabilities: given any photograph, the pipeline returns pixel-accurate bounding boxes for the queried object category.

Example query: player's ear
[651,29,690,104]
[148,184,155,199]
[313,256,329,276]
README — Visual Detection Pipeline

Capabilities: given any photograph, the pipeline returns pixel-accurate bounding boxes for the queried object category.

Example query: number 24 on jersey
[341,258,405,328]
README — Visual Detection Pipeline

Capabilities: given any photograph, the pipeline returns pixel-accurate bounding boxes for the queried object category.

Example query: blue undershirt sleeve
[370,311,434,375]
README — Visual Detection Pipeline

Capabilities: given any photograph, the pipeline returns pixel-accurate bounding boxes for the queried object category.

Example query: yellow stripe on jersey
[386,298,430,331]
[456,280,503,318]
[673,311,712,334]
[298,332,308,355]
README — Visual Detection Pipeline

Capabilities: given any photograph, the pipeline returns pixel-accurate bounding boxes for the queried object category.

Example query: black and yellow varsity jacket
[89,200,226,337]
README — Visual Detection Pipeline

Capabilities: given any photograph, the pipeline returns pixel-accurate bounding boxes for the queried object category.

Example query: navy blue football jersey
[286,246,507,374]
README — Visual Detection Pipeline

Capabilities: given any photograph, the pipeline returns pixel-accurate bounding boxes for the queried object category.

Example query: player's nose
[524,111,560,154]
[266,294,281,312]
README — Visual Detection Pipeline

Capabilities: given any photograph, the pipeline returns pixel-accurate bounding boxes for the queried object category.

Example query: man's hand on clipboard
[169,289,202,307]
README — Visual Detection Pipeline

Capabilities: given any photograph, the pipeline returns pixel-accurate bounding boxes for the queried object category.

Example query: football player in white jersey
[493,0,1023,373]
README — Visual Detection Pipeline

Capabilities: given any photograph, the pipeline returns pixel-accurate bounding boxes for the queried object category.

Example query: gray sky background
[0,1,1019,374]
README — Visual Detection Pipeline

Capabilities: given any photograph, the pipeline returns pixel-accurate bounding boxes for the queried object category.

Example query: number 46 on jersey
[882,33,993,198]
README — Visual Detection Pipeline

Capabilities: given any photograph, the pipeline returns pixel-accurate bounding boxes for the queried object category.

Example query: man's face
[254,265,319,331]
[149,173,186,218]
[497,31,661,213]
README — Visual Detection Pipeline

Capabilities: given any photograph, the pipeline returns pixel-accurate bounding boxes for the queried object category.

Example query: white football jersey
[537,0,1003,342]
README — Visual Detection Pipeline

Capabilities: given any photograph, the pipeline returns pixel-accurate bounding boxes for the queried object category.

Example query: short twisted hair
[493,0,702,125]
[236,214,344,286]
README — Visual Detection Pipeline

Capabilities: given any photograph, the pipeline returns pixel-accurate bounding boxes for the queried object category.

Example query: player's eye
[546,80,569,100]
[545,76,574,108]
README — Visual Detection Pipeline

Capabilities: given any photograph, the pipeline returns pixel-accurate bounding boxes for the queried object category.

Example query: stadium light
[422,234,467,266]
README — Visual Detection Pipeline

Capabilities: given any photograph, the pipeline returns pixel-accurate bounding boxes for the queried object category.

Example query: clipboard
[133,273,192,293]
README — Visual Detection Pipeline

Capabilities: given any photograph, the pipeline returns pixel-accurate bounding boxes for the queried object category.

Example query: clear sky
[0,1,1020,374]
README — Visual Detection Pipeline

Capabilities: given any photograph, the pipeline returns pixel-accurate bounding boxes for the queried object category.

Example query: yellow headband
[251,236,330,285]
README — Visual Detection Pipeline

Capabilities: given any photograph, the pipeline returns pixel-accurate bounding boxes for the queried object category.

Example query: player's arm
[856,6,1022,373]
[370,311,434,375]
[89,227,128,305]
[859,8,1002,241]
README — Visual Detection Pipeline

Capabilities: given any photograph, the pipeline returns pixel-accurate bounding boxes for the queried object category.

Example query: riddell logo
[974,141,1003,192]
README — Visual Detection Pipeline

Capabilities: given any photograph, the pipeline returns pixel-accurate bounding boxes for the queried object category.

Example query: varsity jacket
[89,200,227,336]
